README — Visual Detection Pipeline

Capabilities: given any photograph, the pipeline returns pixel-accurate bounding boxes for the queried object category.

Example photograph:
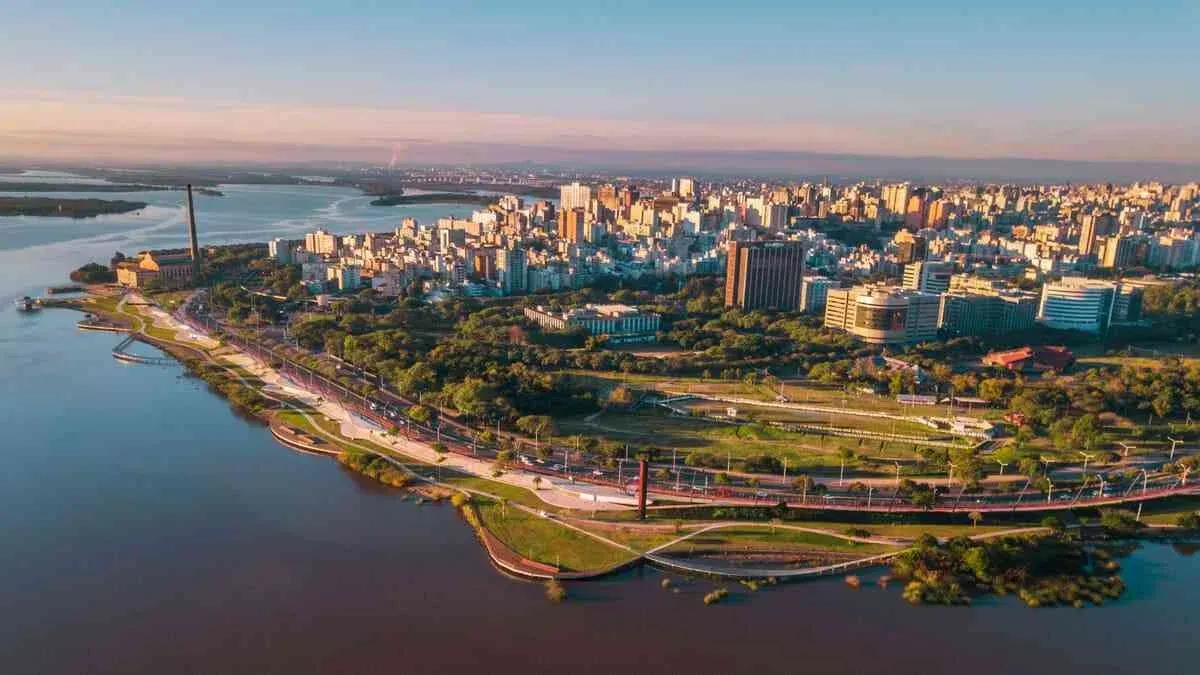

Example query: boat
[15,296,41,312]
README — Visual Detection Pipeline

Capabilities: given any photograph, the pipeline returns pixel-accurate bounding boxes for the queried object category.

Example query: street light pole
[1168,437,1181,461]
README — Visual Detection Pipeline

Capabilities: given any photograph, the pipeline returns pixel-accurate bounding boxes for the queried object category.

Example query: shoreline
[58,288,1200,594]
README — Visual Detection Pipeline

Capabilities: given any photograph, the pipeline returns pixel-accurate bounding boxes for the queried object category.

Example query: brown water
[2,309,1199,675]
[2,180,1198,674]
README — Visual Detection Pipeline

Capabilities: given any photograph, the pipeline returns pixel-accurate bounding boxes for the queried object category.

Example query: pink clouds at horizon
[1,90,1198,165]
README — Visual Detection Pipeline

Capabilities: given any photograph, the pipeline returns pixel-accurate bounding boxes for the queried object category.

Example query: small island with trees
[370,192,496,207]
[0,196,148,218]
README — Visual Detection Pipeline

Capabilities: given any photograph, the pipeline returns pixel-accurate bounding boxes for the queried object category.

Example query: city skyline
[2,1,1199,173]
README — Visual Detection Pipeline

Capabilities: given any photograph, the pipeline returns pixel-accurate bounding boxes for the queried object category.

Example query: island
[0,196,148,218]
[370,192,496,207]
[0,182,224,196]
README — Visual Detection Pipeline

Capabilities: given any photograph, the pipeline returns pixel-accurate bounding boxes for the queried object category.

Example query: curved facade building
[1036,277,1141,334]
[824,285,940,345]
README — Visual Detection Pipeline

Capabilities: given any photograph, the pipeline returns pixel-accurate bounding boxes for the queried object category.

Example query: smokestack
[186,184,201,280]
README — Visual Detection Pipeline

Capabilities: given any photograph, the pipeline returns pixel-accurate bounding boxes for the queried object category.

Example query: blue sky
[1,1,1198,164]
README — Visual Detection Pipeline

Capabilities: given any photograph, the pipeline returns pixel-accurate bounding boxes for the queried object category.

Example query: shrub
[544,579,567,603]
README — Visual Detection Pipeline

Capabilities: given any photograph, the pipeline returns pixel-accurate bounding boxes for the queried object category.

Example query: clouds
[1,89,1198,167]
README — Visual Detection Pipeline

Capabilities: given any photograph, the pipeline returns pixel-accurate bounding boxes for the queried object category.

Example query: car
[591,469,604,477]
[519,456,534,466]
[552,464,565,471]
[1058,494,1072,501]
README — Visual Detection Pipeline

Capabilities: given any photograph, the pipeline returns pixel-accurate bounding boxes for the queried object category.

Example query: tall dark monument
[186,184,201,280]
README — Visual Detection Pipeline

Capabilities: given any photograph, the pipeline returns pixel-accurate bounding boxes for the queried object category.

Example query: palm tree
[969,510,984,529]
[532,476,543,491]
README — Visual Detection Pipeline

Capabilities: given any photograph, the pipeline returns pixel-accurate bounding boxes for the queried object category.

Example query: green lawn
[556,408,926,469]
[440,474,547,510]
[661,525,898,556]
[475,500,633,572]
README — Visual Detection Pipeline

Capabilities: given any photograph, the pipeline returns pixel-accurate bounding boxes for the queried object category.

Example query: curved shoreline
[57,291,1200,589]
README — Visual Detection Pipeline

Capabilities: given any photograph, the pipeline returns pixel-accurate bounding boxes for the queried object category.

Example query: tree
[450,377,496,420]
[1041,515,1065,533]
[1175,512,1200,529]
[516,415,557,446]
[1099,509,1141,535]
[968,510,983,529]
[977,378,1009,404]
[532,476,543,490]
[407,404,433,425]
[607,385,635,407]
[910,487,936,510]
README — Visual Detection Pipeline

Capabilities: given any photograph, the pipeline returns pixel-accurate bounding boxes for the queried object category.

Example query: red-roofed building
[982,345,1075,374]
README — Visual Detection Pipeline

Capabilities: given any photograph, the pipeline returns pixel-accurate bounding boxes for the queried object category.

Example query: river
[1,173,1198,674]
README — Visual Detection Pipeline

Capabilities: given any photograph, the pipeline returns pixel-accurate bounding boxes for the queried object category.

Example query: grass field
[563,370,968,416]
[659,526,898,556]
[556,408,927,469]
[476,499,632,571]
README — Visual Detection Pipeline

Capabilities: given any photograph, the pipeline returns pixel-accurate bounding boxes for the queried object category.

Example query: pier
[111,334,177,366]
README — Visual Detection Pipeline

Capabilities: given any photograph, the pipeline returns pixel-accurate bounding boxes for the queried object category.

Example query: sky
[1,0,1198,171]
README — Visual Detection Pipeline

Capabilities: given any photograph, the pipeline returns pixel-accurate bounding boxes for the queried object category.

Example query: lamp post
[1167,437,1182,461]
[1078,451,1095,479]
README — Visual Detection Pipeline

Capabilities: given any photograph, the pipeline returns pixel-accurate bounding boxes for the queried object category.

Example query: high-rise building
[904,194,927,228]
[939,291,1037,337]
[497,246,527,294]
[1078,212,1116,256]
[799,276,838,313]
[723,240,806,311]
[557,207,588,243]
[268,238,301,265]
[560,182,592,213]
[1037,277,1142,333]
[597,184,618,211]
[618,185,639,209]
[823,285,940,345]
[1098,235,1143,269]
[327,264,361,291]
[677,177,696,200]
[893,230,927,264]
[926,199,956,228]
[902,261,954,294]
[763,203,790,231]
[882,183,910,222]
[304,229,338,256]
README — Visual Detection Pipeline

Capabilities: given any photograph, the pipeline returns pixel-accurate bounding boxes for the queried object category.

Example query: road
[173,291,1200,515]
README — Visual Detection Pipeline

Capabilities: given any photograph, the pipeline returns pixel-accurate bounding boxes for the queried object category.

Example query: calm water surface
[1,177,1197,674]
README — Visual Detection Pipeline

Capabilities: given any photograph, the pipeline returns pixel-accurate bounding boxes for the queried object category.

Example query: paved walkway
[129,296,630,513]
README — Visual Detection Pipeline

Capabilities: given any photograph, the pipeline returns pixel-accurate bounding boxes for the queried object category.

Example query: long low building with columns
[524,303,661,343]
